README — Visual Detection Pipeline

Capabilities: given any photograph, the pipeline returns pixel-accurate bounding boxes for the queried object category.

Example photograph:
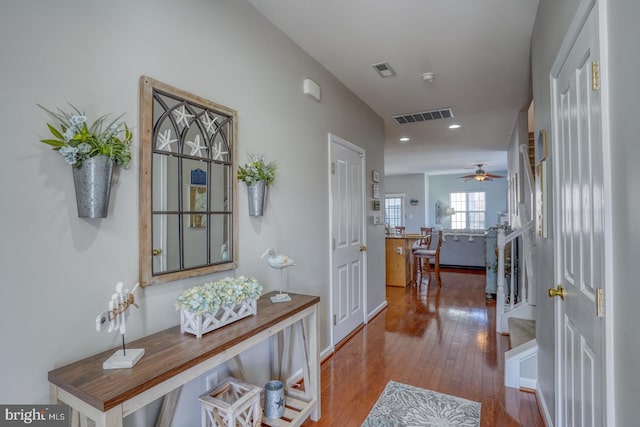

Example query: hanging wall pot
[238,153,276,217]
[73,155,114,219]
[247,180,267,216]
[38,103,133,220]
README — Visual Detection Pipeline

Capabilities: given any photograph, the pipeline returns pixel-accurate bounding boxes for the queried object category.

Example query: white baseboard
[320,345,333,363]
[505,339,538,389]
[367,300,388,322]
[536,387,554,427]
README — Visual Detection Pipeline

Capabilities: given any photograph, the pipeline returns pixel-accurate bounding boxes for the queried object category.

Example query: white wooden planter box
[180,299,257,338]
[199,377,262,427]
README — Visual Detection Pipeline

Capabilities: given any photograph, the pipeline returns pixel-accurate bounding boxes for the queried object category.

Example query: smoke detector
[422,72,435,82]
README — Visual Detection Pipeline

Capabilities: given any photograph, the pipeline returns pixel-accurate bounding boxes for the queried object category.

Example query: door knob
[152,248,162,256]
[548,285,565,300]
[359,245,367,252]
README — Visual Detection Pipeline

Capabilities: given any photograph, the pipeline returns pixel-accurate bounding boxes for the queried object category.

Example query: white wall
[532,0,640,424]
[383,174,426,232]
[606,0,640,424]
[384,172,507,231]
[506,111,534,226]
[427,173,508,229]
[0,1,385,423]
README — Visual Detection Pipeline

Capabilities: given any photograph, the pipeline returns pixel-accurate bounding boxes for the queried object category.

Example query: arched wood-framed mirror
[139,76,238,287]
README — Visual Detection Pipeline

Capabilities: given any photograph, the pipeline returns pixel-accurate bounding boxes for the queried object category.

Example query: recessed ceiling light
[448,124,461,129]
[399,137,410,142]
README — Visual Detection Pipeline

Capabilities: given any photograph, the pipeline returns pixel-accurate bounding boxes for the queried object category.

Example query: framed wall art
[372,183,380,199]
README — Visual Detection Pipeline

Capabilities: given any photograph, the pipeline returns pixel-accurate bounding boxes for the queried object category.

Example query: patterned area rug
[362,381,481,427]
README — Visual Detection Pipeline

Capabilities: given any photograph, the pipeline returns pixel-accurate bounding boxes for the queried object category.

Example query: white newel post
[496,228,506,334]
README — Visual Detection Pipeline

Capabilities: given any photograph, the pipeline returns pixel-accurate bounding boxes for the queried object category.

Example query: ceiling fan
[460,164,504,182]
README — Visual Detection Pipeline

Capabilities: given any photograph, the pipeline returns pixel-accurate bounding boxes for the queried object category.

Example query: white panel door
[330,134,365,345]
[551,3,605,426]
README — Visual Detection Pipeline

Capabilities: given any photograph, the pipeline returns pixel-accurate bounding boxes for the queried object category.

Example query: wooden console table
[48,292,320,427]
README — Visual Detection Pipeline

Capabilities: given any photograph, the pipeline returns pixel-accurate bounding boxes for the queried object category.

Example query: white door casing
[550,0,612,425]
[329,134,366,346]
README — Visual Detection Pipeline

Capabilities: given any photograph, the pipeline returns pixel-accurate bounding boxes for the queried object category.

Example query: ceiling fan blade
[485,173,504,179]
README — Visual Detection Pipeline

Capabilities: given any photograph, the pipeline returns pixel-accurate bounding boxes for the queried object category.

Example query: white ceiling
[246,0,539,176]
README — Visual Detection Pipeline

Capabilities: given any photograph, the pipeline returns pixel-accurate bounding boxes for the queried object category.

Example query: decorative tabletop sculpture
[95,282,144,369]
[261,248,295,303]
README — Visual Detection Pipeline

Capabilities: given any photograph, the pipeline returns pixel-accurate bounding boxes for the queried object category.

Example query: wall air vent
[393,108,454,124]
[371,61,396,78]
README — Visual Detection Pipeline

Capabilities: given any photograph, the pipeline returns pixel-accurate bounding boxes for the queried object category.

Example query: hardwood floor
[302,268,545,426]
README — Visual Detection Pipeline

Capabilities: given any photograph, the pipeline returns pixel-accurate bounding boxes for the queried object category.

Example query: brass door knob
[548,285,565,300]
[359,244,367,252]
[152,248,162,256]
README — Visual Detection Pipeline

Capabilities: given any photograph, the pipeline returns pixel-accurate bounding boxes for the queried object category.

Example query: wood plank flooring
[302,268,545,426]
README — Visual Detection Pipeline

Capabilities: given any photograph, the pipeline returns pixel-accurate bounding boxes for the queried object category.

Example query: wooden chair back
[413,230,444,284]
[419,227,433,249]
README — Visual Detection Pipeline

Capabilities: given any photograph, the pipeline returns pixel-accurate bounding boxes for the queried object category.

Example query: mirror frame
[139,76,238,287]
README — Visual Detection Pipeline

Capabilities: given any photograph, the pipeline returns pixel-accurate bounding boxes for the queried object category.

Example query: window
[450,191,485,230]
[385,194,404,228]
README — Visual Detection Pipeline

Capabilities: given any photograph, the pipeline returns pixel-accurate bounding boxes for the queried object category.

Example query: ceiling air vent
[393,108,454,124]
[372,61,396,78]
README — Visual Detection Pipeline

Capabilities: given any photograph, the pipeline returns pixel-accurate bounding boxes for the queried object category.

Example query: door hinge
[331,162,335,174]
[332,238,336,250]
[592,61,600,92]
[596,288,604,318]
[333,314,337,326]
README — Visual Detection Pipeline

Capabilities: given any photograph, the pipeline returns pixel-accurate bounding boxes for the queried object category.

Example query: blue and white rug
[362,381,481,427]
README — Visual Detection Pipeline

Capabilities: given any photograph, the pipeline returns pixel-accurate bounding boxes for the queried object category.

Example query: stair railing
[495,144,537,334]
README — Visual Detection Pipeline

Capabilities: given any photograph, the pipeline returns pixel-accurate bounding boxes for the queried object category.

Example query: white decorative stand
[270,293,291,303]
[271,268,293,303]
[103,349,145,369]
[95,282,145,369]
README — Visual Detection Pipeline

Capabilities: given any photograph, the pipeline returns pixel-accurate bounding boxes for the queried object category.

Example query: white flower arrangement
[176,276,263,316]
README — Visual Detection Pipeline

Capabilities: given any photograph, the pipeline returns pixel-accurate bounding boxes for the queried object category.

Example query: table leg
[308,306,320,421]
[96,406,123,427]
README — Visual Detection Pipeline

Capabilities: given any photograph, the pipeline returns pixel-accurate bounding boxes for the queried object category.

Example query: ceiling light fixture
[449,124,461,129]
[399,137,410,142]
[459,164,505,182]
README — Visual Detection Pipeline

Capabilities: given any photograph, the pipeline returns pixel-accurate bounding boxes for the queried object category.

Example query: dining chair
[394,226,406,235]
[412,227,433,279]
[413,230,443,285]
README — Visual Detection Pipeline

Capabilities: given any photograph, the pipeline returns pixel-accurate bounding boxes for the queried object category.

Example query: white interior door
[329,134,365,346]
[551,2,607,425]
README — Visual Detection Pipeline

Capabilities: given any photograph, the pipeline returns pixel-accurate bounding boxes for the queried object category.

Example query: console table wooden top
[48,292,320,414]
